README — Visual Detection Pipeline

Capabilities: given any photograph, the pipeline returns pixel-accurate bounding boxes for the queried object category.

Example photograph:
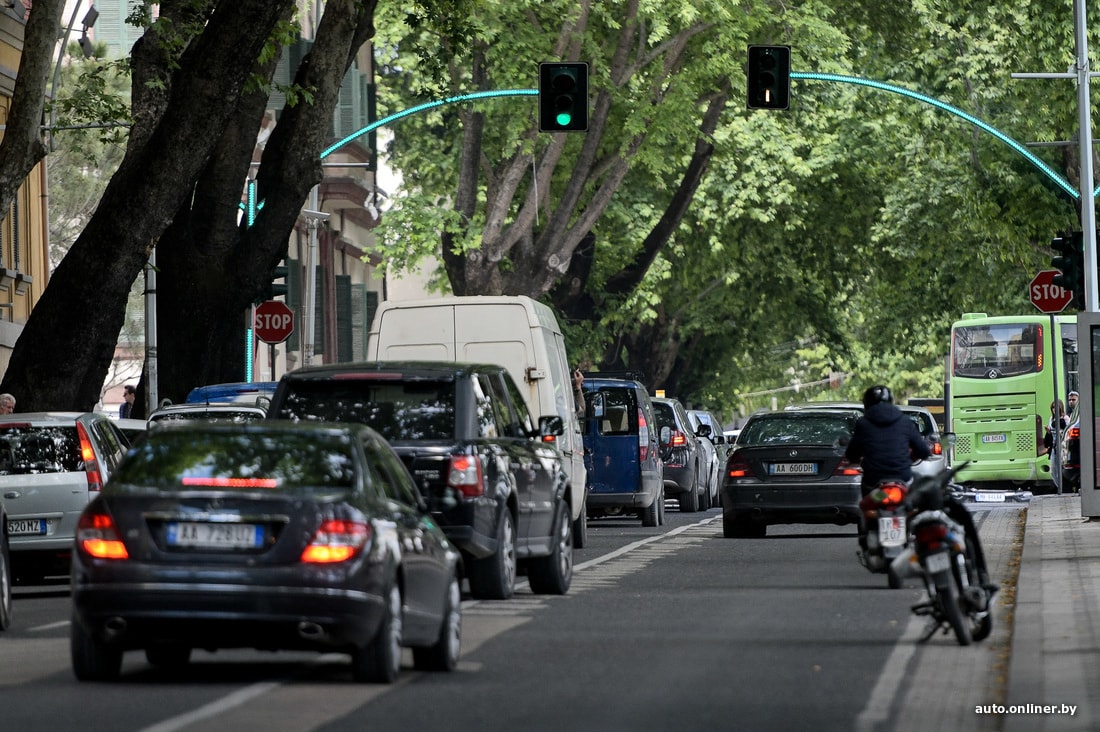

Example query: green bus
[948,312,1078,493]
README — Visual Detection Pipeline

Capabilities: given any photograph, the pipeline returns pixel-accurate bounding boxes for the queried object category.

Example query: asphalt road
[0,502,1024,732]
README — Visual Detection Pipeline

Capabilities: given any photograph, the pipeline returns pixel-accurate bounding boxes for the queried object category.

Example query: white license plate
[878,516,906,546]
[166,522,263,549]
[924,551,951,574]
[975,491,1006,503]
[769,462,817,475]
[981,434,1007,444]
[7,519,46,536]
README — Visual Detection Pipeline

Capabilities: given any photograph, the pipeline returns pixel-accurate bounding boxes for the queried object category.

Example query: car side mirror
[943,432,956,446]
[539,415,565,437]
[659,426,672,445]
[696,423,712,438]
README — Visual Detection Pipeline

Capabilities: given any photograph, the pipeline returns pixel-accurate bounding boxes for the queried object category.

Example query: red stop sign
[1029,270,1074,314]
[254,300,294,344]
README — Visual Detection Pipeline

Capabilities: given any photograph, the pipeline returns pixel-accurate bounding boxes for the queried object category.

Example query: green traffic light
[556,112,572,126]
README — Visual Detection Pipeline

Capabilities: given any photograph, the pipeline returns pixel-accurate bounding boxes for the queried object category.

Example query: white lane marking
[29,620,69,632]
[139,681,284,732]
[855,615,926,732]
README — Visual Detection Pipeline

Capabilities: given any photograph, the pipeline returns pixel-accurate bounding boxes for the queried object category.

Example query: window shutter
[336,275,353,362]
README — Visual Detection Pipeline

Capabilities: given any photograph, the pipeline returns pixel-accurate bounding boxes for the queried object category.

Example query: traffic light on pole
[255,261,289,304]
[746,45,791,110]
[538,62,589,132]
[1051,231,1085,310]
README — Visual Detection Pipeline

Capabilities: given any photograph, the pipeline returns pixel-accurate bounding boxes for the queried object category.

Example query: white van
[367,295,589,546]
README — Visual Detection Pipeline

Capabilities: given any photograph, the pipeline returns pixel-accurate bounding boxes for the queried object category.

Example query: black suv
[267,361,573,600]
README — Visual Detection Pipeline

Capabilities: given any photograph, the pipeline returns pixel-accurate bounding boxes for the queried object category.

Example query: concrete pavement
[1004,494,1100,732]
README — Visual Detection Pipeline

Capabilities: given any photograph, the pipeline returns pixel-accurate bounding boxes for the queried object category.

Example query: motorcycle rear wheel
[937,575,972,646]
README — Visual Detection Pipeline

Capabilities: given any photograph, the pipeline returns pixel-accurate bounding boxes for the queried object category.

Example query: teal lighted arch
[792,72,1079,200]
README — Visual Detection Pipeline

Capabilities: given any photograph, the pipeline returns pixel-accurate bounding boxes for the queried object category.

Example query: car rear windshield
[588,387,637,435]
[953,323,1040,378]
[738,415,855,447]
[110,431,355,493]
[274,380,456,442]
[0,425,82,474]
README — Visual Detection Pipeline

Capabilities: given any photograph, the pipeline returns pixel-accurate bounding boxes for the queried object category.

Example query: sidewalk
[1005,494,1100,732]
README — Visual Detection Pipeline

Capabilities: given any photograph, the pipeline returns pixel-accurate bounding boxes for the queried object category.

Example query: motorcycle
[889,461,996,646]
[857,479,911,589]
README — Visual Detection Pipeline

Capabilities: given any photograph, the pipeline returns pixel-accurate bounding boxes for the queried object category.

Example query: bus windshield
[953,322,1041,378]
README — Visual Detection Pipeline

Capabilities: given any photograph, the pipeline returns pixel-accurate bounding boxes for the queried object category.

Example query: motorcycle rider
[846,384,996,593]
[845,385,930,498]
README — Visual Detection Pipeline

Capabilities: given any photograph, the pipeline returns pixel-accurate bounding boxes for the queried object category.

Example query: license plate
[981,434,1007,444]
[975,491,1006,503]
[878,516,906,547]
[769,462,817,475]
[166,522,263,549]
[7,519,46,536]
[924,551,951,574]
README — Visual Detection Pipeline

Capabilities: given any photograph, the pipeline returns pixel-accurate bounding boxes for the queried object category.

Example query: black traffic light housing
[747,45,791,110]
[539,62,589,132]
[255,262,289,304]
[1051,231,1085,310]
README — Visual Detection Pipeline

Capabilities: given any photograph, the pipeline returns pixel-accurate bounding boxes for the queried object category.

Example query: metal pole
[303,186,318,366]
[1076,0,1098,311]
[48,3,84,152]
[144,249,158,412]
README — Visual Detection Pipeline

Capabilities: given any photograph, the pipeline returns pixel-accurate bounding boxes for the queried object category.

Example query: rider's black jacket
[845,402,931,491]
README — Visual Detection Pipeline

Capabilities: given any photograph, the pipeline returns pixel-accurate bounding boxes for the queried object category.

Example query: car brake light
[727,454,751,478]
[447,454,485,497]
[76,422,104,492]
[833,457,862,476]
[76,510,129,559]
[931,441,942,456]
[670,430,687,447]
[638,407,650,461]
[860,482,908,514]
[1069,426,1080,440]
[301,519,371,563]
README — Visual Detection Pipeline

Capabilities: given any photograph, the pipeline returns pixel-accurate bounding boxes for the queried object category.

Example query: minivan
[581,377,665,527]
[366,295,589,546]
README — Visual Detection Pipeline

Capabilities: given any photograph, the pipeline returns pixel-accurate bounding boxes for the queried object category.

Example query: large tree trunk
[1,0,297,411]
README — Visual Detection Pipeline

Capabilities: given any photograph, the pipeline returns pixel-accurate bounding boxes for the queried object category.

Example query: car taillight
[727,454,751,478]
[670,430,687,447]
[301,519,371,563]
[931,441,943,456]
[76,509,128,559]
[76,422,104,492]
[638,407,650,461]
[1069,426,1080,440]
[448,454,485,497]
[833,457,862,476]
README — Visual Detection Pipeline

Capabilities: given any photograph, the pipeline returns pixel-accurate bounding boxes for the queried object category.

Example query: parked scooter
[889,460,996,646]
[857,479,911,589]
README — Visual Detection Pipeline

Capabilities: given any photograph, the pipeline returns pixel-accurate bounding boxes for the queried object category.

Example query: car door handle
[4,491,19,499]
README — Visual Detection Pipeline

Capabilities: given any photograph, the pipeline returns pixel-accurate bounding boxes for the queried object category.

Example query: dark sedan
[721,409,862,538]
[70,421,462,683]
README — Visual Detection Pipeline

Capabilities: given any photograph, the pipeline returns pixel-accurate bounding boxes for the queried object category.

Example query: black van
[581,377,665,527]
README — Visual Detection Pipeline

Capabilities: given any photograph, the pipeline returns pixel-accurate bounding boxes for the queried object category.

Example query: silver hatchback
[0,412,131,582]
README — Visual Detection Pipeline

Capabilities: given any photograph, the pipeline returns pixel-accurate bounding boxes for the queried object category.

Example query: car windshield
[738,415,855,447]
[111,430,355,493]
[652,402,677,431]
[0,425,82,474]
[275,379,456,441]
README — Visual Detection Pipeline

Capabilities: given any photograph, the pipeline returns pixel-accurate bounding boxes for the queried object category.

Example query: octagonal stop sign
[1029,270,1074,314]
[254,300,294,344]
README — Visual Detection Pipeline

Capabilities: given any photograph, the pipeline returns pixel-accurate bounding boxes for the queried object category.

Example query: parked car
[721,409,862,538]
[0,498,10,630]
[366,295,588,549]
[70,421,462,683]
[651,397,709,512]
[0,412,131,582]
[581,376,664,527]
[687,409,725,509]
[147,403,268,424]
[185,381,277,407]
[114,418,150,446]
[267,361,574,600]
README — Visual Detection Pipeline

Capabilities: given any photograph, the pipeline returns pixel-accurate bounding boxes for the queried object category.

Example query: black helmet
[862,385,893,409]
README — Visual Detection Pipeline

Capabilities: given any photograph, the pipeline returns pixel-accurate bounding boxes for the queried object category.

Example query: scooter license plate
[924,551,951,574]
[878,516,906,547]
